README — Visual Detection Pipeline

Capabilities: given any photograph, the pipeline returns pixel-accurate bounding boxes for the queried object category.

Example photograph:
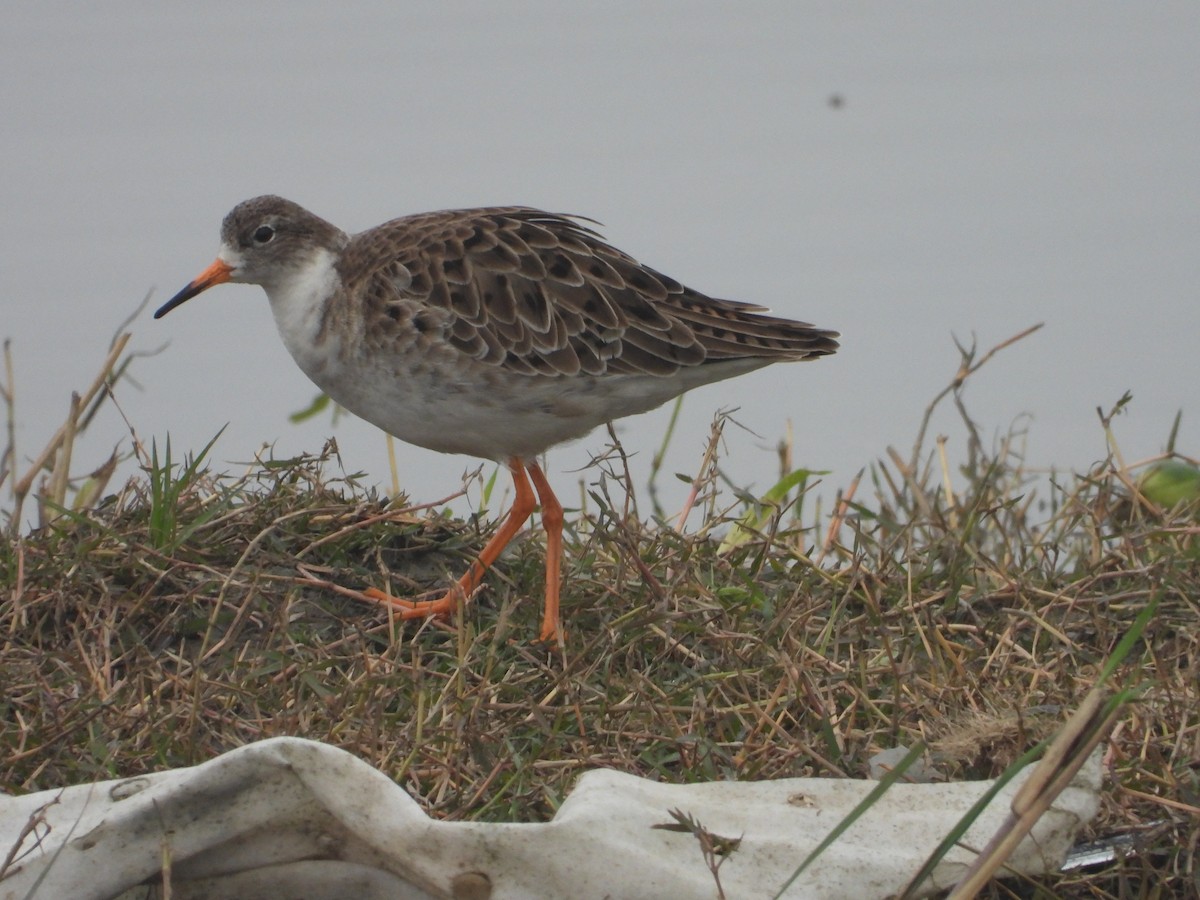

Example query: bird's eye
[252,225,275,244]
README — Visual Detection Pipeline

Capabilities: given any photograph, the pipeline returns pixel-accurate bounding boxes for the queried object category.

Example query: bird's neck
[266,247,344,373]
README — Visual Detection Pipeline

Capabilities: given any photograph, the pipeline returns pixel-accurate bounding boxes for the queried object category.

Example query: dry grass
[1,330,1198,897]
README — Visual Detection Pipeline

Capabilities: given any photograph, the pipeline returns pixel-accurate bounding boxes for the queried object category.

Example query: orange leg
[363,458,536,623]
[526,461,564,644]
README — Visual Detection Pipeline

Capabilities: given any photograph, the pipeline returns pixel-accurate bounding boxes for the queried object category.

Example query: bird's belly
[285,331,768,462]
[300,361,624,460]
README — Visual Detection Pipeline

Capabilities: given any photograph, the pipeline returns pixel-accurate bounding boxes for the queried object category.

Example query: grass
[1,329,1198,897]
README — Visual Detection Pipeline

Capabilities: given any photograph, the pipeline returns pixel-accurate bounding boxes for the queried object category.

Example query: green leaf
[718,468,823,554]
[289,392,331,424]
[1139,460,1200,511]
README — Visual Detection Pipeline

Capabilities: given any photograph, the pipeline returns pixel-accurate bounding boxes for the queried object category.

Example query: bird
[155,196,839,643]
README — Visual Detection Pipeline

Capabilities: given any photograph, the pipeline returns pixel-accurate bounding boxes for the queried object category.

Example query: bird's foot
[362,586,465,621]
[537,619,564,645]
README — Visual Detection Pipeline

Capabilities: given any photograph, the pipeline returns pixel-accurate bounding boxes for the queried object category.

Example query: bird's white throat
[261,247,343,377]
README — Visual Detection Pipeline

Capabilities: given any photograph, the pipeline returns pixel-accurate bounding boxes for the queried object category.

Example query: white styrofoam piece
[0,737,1100,899]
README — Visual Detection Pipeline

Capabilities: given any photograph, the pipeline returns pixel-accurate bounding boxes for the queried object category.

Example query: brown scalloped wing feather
[337,208,839,378]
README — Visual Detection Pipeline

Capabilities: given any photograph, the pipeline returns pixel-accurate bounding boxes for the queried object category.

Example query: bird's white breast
[262,247,344,380]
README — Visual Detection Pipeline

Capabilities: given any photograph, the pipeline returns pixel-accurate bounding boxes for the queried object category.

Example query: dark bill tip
[154,283,203,319]
[153,258,233,319]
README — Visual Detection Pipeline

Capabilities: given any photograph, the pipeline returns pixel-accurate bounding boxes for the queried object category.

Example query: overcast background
[3,3,1197,524]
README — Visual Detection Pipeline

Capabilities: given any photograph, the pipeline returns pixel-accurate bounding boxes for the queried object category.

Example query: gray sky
[3,3,1198,520]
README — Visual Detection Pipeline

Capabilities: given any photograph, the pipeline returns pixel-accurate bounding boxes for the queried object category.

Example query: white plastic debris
[0,737,1100,900]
